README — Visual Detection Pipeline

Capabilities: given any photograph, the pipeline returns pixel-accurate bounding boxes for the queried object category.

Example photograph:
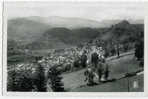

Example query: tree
[8,69,34,91]
[34,57,46,92]
[48,66,64,92]
[135,40,144,60]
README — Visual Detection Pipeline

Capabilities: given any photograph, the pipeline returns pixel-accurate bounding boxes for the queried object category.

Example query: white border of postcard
[2,0,148,97]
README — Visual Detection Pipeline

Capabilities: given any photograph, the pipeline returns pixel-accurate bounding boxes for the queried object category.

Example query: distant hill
[26,16,109,29]
[8,18,51,44]
[7,16,144,50]
[101,20,144,43]
[8,16,110,46]
[101,19,144,26]
[27,27,102,49]
[27,28,73,49]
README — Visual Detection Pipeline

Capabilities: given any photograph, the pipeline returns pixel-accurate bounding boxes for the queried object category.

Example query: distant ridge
[7,16,144,49]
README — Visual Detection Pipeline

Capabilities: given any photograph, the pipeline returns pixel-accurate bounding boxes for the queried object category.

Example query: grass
[7,54,36,65]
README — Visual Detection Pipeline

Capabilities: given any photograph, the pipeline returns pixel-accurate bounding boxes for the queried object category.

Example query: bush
[7,62,47,92]
[48,67,64,92]
[7,70,34,91]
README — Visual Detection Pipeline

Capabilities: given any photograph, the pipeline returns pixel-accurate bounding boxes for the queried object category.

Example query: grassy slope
[62,51,143,92]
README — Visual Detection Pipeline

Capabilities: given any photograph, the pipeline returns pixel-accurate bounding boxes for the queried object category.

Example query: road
[71,74,143,92]
[62,51,143,92]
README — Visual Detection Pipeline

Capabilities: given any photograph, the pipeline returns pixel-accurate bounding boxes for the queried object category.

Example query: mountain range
[7,16,144,49]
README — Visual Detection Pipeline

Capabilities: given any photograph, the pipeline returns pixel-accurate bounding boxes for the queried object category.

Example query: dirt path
[62,51,142,91]
[71,74,143,92]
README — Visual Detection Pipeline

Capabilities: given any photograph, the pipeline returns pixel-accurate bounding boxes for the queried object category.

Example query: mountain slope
[8,16,144,50]
[26,16,109,29]
[8,18,51,44]
[101,20,144,43]
[27,27,101,49]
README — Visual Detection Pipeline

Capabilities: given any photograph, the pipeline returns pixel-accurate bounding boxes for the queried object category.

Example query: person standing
[91,47,99,68]
[81,50,87,68]
[97,60,103,82]
[98,59,110,82]
[103,59,109,81]
[84,67,95,85]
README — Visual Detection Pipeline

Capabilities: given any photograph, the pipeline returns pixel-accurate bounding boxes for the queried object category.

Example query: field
[62,51,144,92]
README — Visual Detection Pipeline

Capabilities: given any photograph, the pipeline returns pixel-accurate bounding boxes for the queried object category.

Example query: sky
[4,2,147,21]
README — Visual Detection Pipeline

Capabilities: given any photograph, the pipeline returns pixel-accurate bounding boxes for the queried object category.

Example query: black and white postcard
[2,1,148,96]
